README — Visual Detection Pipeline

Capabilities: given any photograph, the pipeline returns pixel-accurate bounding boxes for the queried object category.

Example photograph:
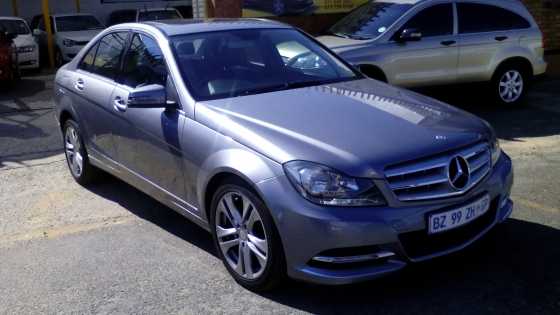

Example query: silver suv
[318,0,547,105]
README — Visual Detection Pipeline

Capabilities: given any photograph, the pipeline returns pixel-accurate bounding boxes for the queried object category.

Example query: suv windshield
[138,10,181,22]
[171,28,359,101]
[56,15,103,32]
[0,20,30,35]
[328,1,413,40]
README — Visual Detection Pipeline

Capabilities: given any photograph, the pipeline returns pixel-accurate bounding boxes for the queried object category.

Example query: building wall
[1,0,192,25]
[523,0,560,51]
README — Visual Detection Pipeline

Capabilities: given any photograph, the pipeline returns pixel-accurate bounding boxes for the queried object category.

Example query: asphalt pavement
[0,71,559,314]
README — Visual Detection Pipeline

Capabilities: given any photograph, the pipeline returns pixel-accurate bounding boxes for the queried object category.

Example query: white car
[0,17,39,70]
[31,13,104,66]
[106,7,183,26]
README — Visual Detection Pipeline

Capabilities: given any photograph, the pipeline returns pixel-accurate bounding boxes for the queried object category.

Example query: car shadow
[85,175,217,258]
[86,175,559,314]
[415,79,560,142]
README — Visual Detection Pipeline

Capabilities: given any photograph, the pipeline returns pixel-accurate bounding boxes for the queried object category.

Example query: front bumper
[18,50,39,69]
[257,153,513,285]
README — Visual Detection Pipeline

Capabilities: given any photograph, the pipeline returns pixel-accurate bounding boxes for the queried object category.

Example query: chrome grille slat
[385,142,491,202]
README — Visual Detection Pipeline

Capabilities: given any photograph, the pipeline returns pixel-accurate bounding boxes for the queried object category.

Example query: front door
[385,3,458,87]
[111,32,187,200]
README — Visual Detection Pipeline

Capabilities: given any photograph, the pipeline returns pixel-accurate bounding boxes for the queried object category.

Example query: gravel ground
[0,72,559,314]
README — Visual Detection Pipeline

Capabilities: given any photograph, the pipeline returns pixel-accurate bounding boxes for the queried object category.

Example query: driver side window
[121,33,168,88]
[401,4,454,37]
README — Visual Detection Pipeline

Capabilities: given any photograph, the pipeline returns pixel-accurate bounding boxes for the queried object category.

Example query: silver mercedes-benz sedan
[54,19,513,291]
[317,0,547,105]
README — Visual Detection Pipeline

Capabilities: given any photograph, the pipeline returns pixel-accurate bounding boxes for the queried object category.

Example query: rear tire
[210,178,286,291]
[63,120,100,185]
[492,64,529,106]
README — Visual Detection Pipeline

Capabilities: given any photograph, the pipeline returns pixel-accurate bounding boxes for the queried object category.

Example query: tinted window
[0,20,30,35]
[56,15,103,32]
[78,42,99,72]
[121,33,167,88]
[458,3,531,34]
[171,29,357,101]
[138,10,181,22]
[329,2,413,39]
[90,32,128,79]
[401,4,453,37]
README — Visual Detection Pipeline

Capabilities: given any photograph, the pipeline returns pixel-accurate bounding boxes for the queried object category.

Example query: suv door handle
[113,96,128,112]
[440,40,456,46]
[74,78,84,91]
[495,36,508,41]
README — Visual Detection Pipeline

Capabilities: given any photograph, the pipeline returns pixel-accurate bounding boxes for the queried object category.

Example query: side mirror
[32,29,41,36]
[6,33,17,41]
[127,84,168,108]
[397,28,422,42]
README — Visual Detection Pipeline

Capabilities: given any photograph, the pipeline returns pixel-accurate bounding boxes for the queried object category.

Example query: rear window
[458,3,531,34]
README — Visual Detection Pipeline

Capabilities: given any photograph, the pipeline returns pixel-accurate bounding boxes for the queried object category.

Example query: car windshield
[138,10,181,22]
[0,20,30,35]
[328,1,413,40]
[56,15,103,32]
[171,28,359,101]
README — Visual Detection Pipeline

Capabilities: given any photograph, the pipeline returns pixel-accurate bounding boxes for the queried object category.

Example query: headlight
[283,160,387,207]
[63,39,77,47]
[491,137,501,166]
[18,45,35,53]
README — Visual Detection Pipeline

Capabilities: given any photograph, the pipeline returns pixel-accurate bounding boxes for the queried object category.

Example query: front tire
[492,65,528,106]
[210,179,285,291]
[63,120,100,185]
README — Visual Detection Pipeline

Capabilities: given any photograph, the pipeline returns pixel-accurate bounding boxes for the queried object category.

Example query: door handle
[440,40,456,46]
[74,78,84,91]
[495,36,508,42]
[113,96,128,112]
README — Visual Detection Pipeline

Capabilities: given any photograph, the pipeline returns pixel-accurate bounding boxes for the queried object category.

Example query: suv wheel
[63,120,100,185]
[210,180,285,291]
[493,66,527,105]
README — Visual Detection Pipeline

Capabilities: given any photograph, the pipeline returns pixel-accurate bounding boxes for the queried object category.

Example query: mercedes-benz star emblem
[448,156,470,190]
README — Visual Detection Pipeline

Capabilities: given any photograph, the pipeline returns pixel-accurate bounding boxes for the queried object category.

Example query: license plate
[428,195,491,234]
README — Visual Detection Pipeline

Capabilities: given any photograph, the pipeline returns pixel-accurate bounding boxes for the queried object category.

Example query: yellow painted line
[514,198,559,214]
[0,216,136,248]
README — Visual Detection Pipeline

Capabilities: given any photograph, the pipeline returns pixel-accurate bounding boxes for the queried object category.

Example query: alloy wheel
[215,191,268,280]
[498,70,524,103]
[65,125,84,177]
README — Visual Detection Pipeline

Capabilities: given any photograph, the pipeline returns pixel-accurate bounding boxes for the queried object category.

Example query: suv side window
[78,42,99,73]
[121,33,167,88]
[458,3,531,34]
[401,4,453,37]
[90,32,128,79]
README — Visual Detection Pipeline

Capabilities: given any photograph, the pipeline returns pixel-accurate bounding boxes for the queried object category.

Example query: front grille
[398,198,498,259]
[385,142,491,201]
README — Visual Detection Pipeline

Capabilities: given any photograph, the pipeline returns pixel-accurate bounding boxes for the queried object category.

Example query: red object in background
[0,32,16,81]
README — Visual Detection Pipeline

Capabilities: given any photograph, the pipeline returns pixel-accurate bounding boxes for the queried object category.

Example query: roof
[144,18,291,36]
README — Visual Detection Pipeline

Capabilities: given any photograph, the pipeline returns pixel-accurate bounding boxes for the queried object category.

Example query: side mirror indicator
[398,28,422,42]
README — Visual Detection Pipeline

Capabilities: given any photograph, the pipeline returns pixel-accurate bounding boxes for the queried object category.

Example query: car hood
[317,35,375,53]
[13,34,35,48]
[196,79,490,178]
[57,30,102,42]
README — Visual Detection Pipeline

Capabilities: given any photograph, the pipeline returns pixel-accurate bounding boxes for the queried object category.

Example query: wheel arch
[492,57,534,81]
[358,64,388,82]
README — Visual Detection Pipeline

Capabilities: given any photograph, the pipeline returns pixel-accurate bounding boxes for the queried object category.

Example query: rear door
[111,32,187,200]
[70,31,129,160]
[384,2,458,87]
[456,2,532,82]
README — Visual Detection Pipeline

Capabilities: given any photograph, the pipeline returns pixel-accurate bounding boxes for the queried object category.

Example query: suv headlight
[491,137,501,166]
[63,39,77,47]
[283,160,387,207]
